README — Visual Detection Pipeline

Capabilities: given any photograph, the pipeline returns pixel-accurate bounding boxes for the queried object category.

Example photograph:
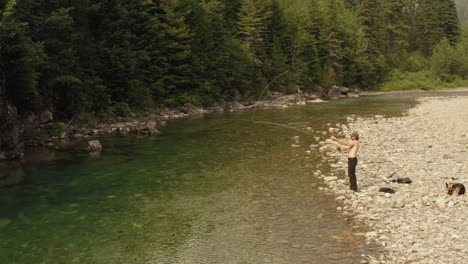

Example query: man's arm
[330,136,351,146]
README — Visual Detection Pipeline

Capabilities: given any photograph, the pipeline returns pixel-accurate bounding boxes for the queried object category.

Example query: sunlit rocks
[318,96,468,263]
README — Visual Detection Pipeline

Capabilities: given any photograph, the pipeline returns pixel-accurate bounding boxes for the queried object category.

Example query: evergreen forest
[1,0,467,120]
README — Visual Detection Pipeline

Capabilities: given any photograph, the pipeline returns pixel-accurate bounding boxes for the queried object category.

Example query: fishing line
[251,121,313,134]
[248,55,331,133]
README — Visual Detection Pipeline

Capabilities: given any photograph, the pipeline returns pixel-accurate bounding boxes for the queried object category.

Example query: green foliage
[80,112,98,128]
[430,37,468,80]
[1,0,466,121]
[399,52,429,72]
[381,70,444,90]
[47,122,67,136]
[382,25,468,90]
[0,0,43,112]
[416,0,461,55]
[111,102,132,117]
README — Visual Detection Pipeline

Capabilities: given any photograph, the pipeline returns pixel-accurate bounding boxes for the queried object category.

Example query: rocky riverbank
[52,87,358,140]
[316,96,468,263]
[0,87,360,162]
[4,88,358,154]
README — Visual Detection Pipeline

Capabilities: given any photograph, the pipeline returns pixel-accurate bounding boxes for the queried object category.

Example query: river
[0,94,446,263]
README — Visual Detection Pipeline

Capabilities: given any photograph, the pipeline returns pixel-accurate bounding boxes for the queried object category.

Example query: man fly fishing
[330,132,360,192]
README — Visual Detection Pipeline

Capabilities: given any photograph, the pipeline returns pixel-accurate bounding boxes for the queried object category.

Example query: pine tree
[0,0,43,112]
[355,0,386,88]
[264,0,291,91]
[320,0,345,87]
[41,7,84,117]
[238,0,268,64]
[121,0,164,110]
[416,0,461,55]
[402,0,419,51]
[237,0,272,96]
[155,0,194,105]
[440,0,461,45]
[280,0,323,91]
[382,0,409,55]
[202,1,252,99]
[219,0,242,33]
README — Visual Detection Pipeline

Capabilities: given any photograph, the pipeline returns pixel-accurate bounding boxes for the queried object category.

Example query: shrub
[47,122,66,136]
[112,102,132,117]
[380,70,455,91]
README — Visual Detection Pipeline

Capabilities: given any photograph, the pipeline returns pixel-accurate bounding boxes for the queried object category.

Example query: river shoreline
[7,88,358,156]
[1,87,466,162]
[318,95,468,263]
[0,88,349,162]
[50,87,468,143]
[360,87,468,96]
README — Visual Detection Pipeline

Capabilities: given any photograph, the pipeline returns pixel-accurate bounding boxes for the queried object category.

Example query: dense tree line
[0,0,463,119]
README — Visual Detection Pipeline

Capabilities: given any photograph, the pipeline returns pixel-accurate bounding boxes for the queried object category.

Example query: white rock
[324,176,338,182]
[435,197,446,208]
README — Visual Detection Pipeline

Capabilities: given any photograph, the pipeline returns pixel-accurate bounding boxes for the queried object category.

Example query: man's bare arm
[330,136,352,146]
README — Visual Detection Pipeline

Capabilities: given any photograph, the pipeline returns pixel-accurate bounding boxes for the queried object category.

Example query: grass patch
[380,70,460,91]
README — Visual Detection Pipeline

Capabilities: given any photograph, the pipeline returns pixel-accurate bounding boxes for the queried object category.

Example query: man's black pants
[348,157,358,191]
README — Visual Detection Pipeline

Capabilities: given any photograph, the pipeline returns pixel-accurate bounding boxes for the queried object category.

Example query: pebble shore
[317,96,468,263]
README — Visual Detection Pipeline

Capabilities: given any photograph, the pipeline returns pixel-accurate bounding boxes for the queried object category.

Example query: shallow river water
[1,93,454,264]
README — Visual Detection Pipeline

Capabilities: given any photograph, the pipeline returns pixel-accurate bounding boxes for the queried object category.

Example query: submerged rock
[86,140,102,152]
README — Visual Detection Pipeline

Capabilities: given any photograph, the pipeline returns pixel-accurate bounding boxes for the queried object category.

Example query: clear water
[1,93,461,264]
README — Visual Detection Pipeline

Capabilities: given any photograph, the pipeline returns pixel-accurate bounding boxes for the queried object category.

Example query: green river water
[1,93,460,264]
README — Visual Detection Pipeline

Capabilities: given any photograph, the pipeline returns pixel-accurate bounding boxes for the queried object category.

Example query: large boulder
[305,93,318,100]
[269,94,302,107]
[322,85,356,100]
[182,103,204,115]
[232,102,246,111]
[212,103,225,113]
[0,91,49,158]
[136,121,159,135]
[0,103,20,151]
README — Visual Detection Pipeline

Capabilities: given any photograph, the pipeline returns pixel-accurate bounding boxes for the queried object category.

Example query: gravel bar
[318,96,468,264]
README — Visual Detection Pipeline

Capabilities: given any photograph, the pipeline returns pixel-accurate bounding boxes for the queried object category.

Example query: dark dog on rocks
[446,183,465,196]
